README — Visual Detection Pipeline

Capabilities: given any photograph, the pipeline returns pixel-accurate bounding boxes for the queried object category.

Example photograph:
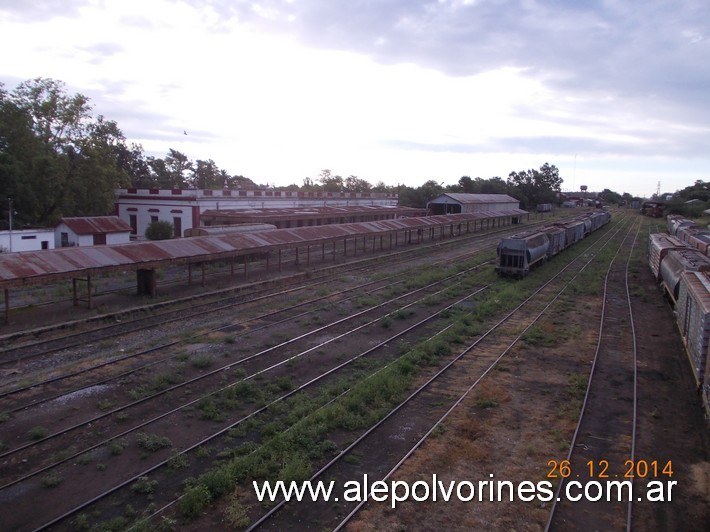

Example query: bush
[179,484,212,519]
[145,220,175,240]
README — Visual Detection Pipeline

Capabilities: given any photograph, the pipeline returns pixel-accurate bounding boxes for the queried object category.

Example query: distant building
[200,205,420,230]
[426,193,521,215]
[55,216,132,247]
[115,188,399,240]
[0,228,55,253]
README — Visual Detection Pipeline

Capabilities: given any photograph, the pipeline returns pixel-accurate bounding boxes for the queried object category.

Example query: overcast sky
[1,0,708,197]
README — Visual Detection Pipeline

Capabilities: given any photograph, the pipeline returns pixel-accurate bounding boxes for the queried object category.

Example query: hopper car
[496,211,611,277]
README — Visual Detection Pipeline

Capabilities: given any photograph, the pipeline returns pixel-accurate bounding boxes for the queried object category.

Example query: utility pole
[7,197,12,253]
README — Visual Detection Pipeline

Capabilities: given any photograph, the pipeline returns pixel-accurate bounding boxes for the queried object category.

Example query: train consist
[495,210,611,276]
[649,214,710,417]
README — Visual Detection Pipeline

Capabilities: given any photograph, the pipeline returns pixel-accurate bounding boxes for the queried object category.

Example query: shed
[55,216,132,247]
[427,194,520,216]
[0,228,55,253]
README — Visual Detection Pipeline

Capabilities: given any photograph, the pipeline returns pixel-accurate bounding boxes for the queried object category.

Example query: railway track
[545,217,641,531]
[238,216,635,530]
[0,246,496,530]
[0,217,543,362]
[0,210,624,528]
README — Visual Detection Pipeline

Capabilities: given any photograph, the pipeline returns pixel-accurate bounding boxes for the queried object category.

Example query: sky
[1,0,708,198]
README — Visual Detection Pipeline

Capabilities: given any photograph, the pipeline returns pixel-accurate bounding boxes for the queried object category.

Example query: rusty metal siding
[678,271,710,384]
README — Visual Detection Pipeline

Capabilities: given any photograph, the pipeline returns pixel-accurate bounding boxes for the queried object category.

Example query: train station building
[115,188,399,240]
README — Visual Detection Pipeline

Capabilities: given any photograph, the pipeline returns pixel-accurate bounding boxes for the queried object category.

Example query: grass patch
[136,432,172,452]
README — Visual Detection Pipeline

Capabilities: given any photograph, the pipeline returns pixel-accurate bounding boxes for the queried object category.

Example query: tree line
[2,77,640,229]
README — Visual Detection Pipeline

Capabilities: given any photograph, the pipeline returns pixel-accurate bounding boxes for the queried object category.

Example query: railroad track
[238,215,635,530]
[545,217,641,531]
[0,217,541,362]
[1,217,545,332]
[0,213,616,527]
[0,249,496,530]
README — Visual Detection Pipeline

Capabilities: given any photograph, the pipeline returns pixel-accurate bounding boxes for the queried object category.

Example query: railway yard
[0,210,708,531]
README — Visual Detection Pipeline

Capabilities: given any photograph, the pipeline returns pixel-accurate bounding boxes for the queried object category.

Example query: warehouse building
[427,193,521,215]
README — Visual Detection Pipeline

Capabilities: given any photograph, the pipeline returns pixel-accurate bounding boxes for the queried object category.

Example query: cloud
[201,1,710,122]
[0,0,88,21]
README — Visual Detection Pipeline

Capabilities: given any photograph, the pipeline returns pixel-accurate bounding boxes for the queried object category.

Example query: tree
[344,175,372,192]
[145,220,174,240]
[163,149,192,188]
[318,169,344,192]
[599,188,622,205]
[189,159,221,189]
[398,180,444,208]
[507,163,563,209]
[0,78,133,226]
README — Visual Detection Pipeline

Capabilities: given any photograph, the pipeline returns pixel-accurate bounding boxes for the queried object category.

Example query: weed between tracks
[85,234,619,530]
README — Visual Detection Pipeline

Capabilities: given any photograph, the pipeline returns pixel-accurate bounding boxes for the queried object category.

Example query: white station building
[114,188,399,240]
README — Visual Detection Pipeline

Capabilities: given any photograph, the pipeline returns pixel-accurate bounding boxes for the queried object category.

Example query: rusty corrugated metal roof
[57,216,132,234]
[0,211,527,288]
[201,205,421,221]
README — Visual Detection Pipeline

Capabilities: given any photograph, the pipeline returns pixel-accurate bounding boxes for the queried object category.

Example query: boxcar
[681,229,710,256]
[496,231,549,276]
[667,214,685,234]
[668,217,697,237]
[648,233,688,282]
[677,271,710,387]
[660,248,710,304]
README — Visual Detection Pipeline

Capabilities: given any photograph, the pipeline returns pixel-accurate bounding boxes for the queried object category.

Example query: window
[21,235,37,240]
[61,232,69,247]
[150,215,158,223]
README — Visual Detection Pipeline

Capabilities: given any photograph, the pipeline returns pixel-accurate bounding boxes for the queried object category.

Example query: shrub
[145,220,175,240]
[178,484,212,519]
[131,476,158,494]
[136,432,173,452]
[28,426,48,440]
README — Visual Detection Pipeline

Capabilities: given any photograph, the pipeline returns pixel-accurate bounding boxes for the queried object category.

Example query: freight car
[648,230,710,418]
[647,233,688,282]
[641,201,664,217]
[659,248,710,305]
[496,211,611,277]
[676,270,710,388]
[495,230,550,276]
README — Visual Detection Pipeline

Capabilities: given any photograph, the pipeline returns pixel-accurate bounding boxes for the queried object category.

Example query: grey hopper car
[543,226,566,257]
[496,211,611,277]
[495,231,549,276]
[555,220,585,247]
